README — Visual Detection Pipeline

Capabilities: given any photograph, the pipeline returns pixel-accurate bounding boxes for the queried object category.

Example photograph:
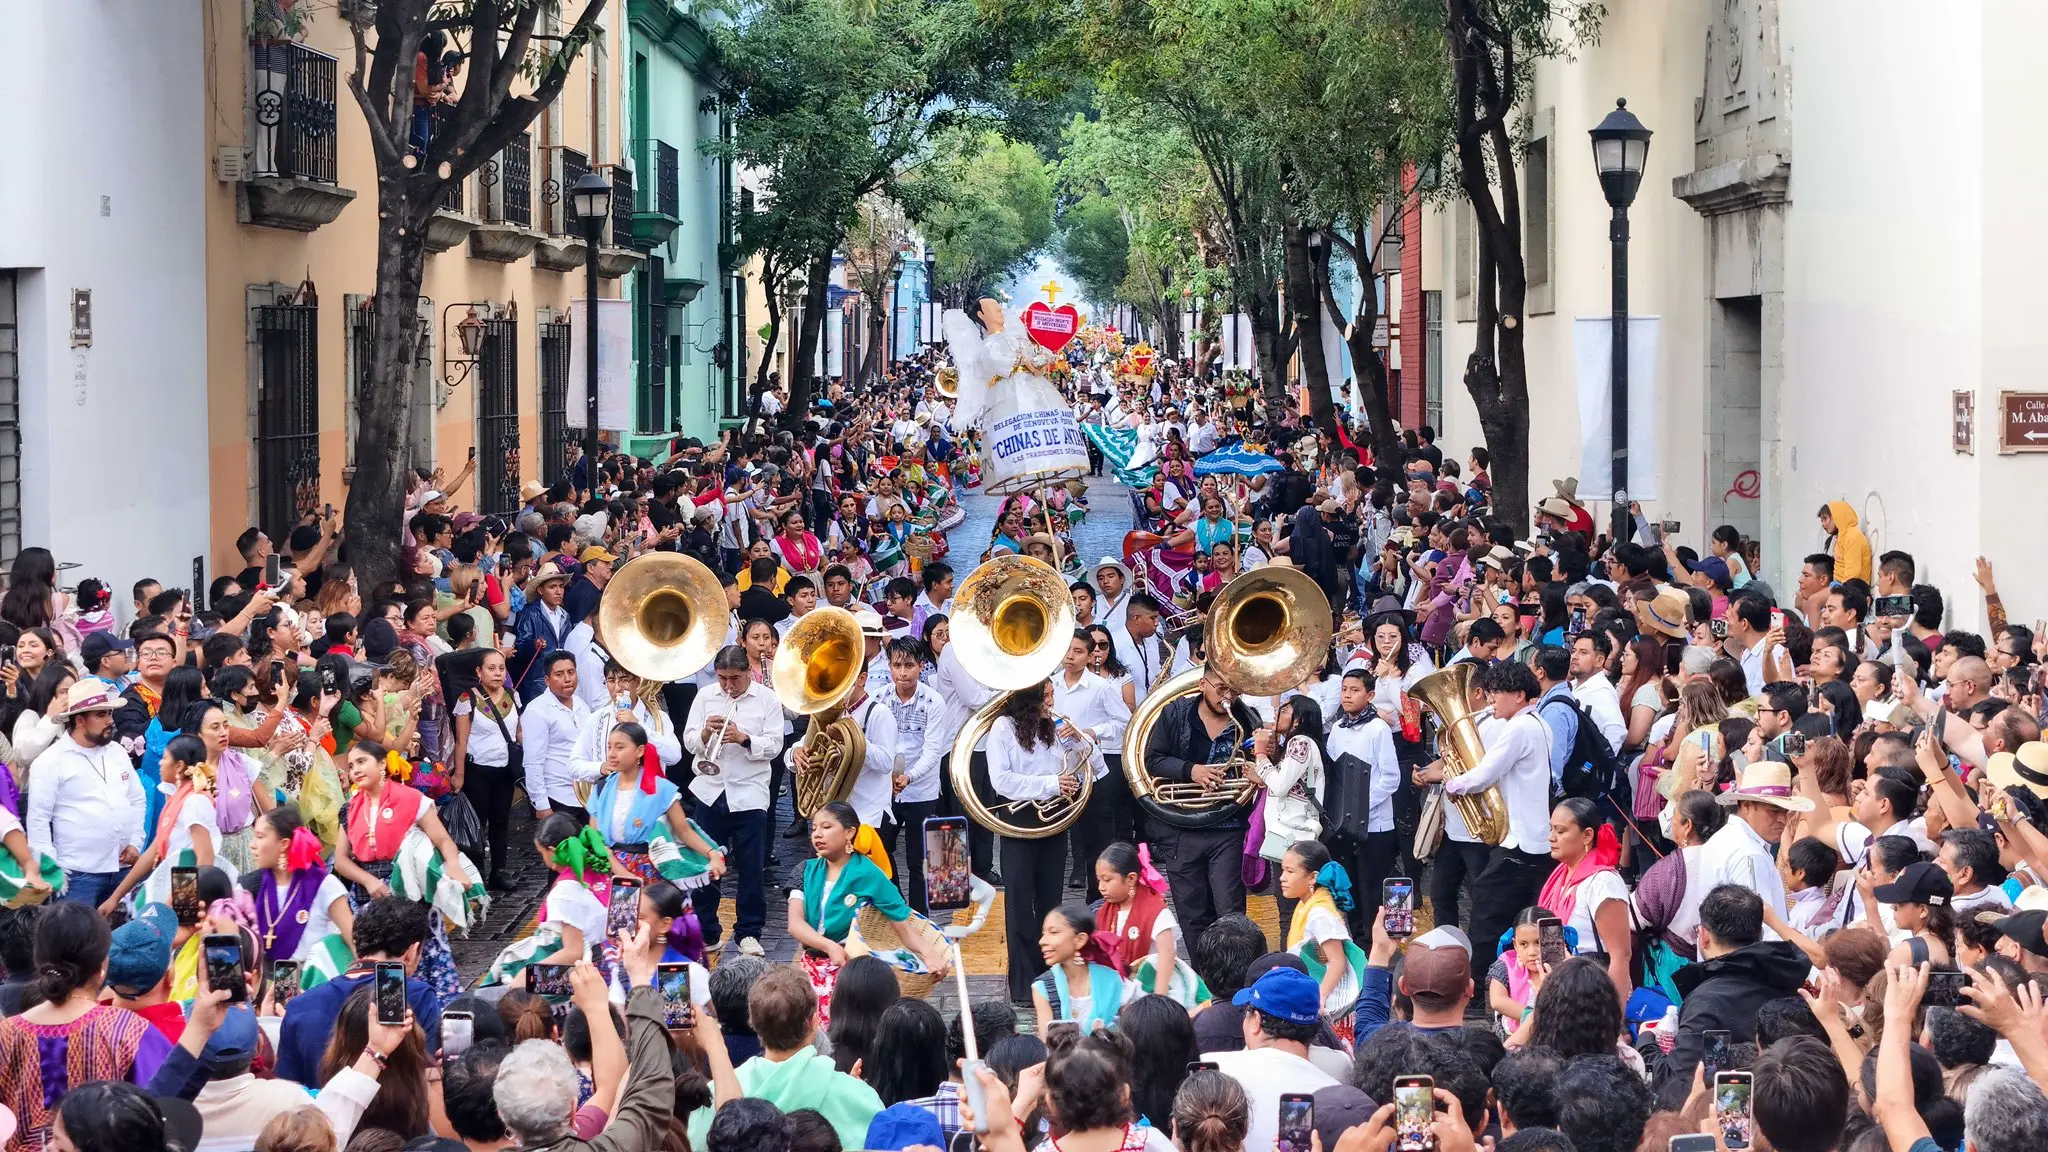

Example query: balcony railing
[611,168,635,248]
[655,141,680,220]
[251,42,338,183]
[480,131,533,227]
[548,148,590,236]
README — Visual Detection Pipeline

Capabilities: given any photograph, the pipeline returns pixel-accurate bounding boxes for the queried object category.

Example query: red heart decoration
[1022,302,1082,352]
[1129,348,1155,373]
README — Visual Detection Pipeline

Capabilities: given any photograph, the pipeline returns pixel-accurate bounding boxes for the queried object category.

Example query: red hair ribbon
[639,742,662,795]
[287,826,325,872]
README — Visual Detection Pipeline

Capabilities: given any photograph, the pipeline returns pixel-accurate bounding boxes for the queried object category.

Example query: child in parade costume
[585,721,726,961]
[1279,840,1365,1047]
[1488,907,1574,1039]
[788,801,948,1026]
[1033,903,1127,1034]
[101,735,235,916]
[239,804,355,989]
[331,737,483,1000]
[0,794,59,906]
[1093,842,1205,1010]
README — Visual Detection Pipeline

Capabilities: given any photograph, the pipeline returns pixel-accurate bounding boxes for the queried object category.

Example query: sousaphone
[596,553,729,684]
[946,555,1087,839]
[1123,566,1332,829]
[774,607,869,818]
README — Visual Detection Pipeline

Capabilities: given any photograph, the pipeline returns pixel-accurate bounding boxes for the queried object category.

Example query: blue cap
[202,1006,260,1071]
[863,1103,944,1151]
[1229,965,1323,1026]
[1686,555,1733,590]
[106,903,178,995]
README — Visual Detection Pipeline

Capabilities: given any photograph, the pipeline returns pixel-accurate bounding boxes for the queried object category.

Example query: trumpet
[695,711,735,777]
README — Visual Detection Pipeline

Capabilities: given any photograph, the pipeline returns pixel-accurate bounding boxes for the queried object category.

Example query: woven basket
[852,906,948,999]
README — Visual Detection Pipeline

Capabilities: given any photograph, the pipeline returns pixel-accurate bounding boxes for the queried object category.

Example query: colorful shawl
[255,831,330,960]
[345,782,427,863]
[800,853,906,943]
[1036,963,1126,1033]
[1536,825,1622,927]
[589,774,720,891]
[0,1005,166,1147]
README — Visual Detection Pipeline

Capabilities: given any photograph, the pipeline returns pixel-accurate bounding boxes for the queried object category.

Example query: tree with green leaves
[342,0,608,594]
[1053,195,1128,314]
[905,132,1055,307]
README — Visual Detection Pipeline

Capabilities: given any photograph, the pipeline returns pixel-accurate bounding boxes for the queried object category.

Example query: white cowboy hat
[1093,556,1132,589]
[54,681,121,719]
[852,606,889,638]
[1716,761,1814,812]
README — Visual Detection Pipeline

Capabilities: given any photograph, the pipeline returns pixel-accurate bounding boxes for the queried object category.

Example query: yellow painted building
[203,2,640,571]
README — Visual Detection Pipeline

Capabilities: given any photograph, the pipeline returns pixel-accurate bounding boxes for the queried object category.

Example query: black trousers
[661,682,701,794]
[1427,839,1492,958]
[461,760,517,878]
[944,752,996,877]
[1002,835,1067,1001]
[1152,820,1246,947]
[1334,829,1401,942]
[1467,846,1553,984]
[891,798,942,914]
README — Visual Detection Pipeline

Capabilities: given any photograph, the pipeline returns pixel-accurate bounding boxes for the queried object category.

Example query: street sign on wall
[1998,392,2048,453]
[1954,391,1975,455]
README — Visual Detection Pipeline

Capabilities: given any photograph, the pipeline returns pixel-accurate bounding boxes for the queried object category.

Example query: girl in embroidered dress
[241,804,354,974]
[1032,903,1126,1035]
[1248,695,1329,927]
[585,722,725,962]
[788,801,940,1027]
[332,737,478,1000]
[1093,843,1202,1010]
[101,735,234,916]
[530,813,626,969]
[1279,841,1363,1047]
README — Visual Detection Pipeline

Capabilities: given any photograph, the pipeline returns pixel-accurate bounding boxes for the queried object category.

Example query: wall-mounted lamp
[436,303,493,409]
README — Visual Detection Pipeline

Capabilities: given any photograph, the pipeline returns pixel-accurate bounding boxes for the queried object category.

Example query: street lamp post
[571,170,613,490]
[1589,98,1652,541]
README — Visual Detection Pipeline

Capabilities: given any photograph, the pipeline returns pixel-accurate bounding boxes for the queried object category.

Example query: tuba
[597,553,729,683]
[1408,664,1510,847]
[773,607,870,818]
[1122,567,1331,830]
[945,555,1088,838]
[936,363,959,399]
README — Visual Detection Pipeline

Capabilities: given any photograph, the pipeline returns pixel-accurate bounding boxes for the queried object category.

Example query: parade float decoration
[942,293,1090,498]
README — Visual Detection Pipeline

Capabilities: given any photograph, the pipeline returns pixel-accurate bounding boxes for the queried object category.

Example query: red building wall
[1399,171,1425,430]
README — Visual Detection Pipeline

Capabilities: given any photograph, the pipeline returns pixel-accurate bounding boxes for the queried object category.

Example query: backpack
[1540,695,1631,810]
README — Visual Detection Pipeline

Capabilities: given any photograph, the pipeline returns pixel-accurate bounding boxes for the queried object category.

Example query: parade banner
[984,398,1090,495]
[1573,315,1662,501]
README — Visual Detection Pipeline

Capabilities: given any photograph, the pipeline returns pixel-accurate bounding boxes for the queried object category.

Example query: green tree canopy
[1054,194,1130,310]
[907,132,1055,304]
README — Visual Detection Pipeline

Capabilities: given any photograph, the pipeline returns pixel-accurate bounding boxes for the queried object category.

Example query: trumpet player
[988,679,1107,1003]
[1411,660,1556,985]
[683,644,785,958]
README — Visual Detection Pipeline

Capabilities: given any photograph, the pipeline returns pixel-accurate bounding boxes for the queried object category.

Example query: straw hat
[523,562,570,597]
[1536,496,1578,522]
[1986,741,2048,800]
[53,680,121,719]
[1093,556,1132,590]
[852,606,889,638]
[1715,761,1814,812]
[520,480,546,503]
[1636,585,1692,640]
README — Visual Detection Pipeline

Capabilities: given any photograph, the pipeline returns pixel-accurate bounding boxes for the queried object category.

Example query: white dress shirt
[842,694,900,828]
[1442,705,1552,854]
[1572,674,1627,754]
[681,682,784,812]
[28,733,145,874]
[884,682,949,804]
[1324,709,1401,834]
[987,715,1106,802]
[571,698,684,777]
[1188,421,1219,455]
[1098,589,1131,634]
[1115,628,1168,696]
[521,691,598,812]
[564,622,610,712]
[930,643,993,753]
[1052,668,1129,759]
[451,690,522,766]
[1697,812,1790,939]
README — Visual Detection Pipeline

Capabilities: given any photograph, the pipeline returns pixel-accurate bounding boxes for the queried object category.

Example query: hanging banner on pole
[1573,315,1661,501]
[568,297,634,432]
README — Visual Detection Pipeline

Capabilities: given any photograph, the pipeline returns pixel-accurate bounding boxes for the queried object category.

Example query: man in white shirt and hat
[27,681,144,909]
[1094,557,1134,633]
[1696,760,1813,940]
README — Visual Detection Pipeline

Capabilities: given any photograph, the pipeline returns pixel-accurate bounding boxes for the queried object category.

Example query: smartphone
[1703,1030,1732,1080]
[1782,731,1808,757]
[1925,969,1968,1008]
[1710,618,1729,640]
[1277,1093,1315,1152]
[1383,876,1416,938]
[526,963,576,1001]
[1393,1075,1435,1152]
[656,962,694,1029]
[319,665,338,694]
[203,934,248,1003]
[270,960,303,1008]
[1187,1061,1220,1073]
[1538,916,1567,968]
[265,554,282,588]
[1875,594,1914,619]
[606,877,642,939]
[375,960,408,1026]
[923,816,972,912]
[1669,1137,1720,1152]
[441,1009,475,1061]
[1770,609,1785,631]
[1660,520,1681,534]
[1046,1019,1081,1044]
[1714,1071,1754,1150]
[171,866,202,926]
[1568,607,1587,635]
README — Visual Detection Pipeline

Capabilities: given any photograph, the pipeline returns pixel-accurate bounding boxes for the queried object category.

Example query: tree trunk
[1284,220,1337,439]
[862,299,887,384]
[788,250,831,422]
[346,192,433,595]
[1247,286,1291,426]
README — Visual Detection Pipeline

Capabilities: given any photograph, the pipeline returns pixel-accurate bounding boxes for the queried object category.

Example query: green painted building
[623,0,737,457]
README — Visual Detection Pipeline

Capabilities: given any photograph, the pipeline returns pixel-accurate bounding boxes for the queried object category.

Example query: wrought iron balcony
[656,141,680,220]
[610,169,637,248]
[243,40,355,231]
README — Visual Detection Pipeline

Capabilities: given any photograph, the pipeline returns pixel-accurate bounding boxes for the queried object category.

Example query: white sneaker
[704,938,726,954]
[738,936,765,957]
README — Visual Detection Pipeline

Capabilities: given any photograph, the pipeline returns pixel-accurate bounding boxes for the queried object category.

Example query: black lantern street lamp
[570,171,612,486]
[1589,98,1651,541]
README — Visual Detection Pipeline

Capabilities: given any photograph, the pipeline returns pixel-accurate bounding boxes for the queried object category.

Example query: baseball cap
[1230,965,1322,1026]
[201,1006,260,1072]
[1977,908,2048,958]
[1400,927,1475,1007]
[1873,860,1954,907]
[106,903,178,995]
[579,545,618,565]
[79,632,134,670]
[1686,555,1734,590]
[862,1103,945,1151]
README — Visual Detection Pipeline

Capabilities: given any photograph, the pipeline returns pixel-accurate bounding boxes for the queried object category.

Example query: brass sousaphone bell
[774,607,870,819]
[946,555,1087,839]
[1123,565,1333,829]
[596,553,731,684]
